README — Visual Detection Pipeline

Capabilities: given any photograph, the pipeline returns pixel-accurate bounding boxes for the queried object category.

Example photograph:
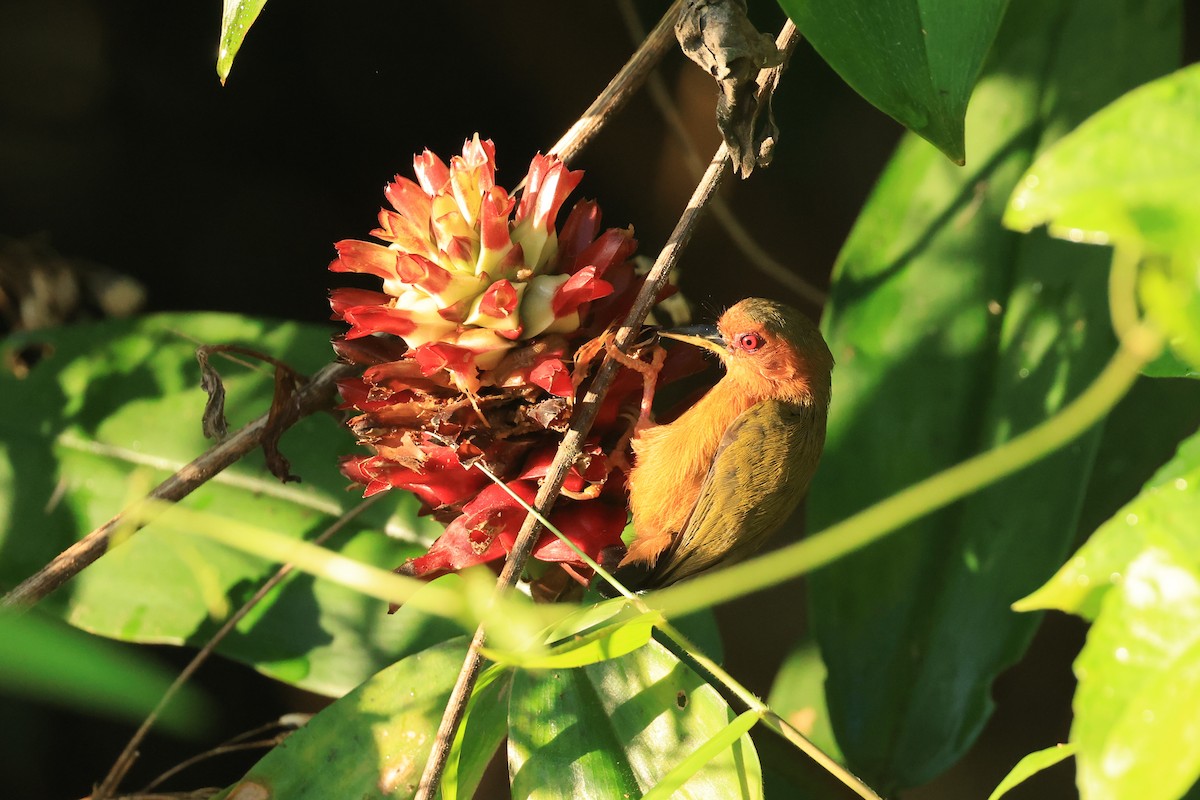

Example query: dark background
[1,1,1196,798]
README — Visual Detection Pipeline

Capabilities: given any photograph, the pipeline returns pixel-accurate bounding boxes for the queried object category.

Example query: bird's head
[659,298,833,406]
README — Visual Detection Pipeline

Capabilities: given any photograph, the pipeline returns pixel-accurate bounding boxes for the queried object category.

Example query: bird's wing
[648,398,824,588]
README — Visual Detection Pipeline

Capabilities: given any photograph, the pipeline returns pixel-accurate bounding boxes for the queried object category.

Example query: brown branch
[92,496,381,800]
[616,0,828,309]
[1,361,358,610]
[139,738,288,794]
[548,0,685,165]
[413,17,804,800]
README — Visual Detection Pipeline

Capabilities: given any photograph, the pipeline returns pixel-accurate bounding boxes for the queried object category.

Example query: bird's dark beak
[657,324,725,356]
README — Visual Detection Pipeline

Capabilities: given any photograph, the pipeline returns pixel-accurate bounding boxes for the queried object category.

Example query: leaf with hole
[0,314,443,696]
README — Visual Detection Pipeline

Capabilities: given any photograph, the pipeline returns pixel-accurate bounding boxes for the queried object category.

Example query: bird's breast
[623,380,759,565]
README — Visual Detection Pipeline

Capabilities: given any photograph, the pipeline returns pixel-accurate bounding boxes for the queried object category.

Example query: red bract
[330,135,665,595]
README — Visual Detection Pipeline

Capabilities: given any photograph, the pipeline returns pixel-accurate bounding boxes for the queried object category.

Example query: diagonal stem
[649,321,1164,618]
[549,0,685,165]
[92,496,382,800]
[414,17,804,800]
[1,360,358,611]
[614,0,828,308]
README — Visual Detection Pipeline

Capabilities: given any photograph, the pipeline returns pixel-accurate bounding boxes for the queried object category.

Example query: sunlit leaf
[641,710,761,800]
[1071,541,1200,800]
[215,638,470,800]
[483,610,659,670]
[508,639,762,799]
[1005,63,1200,371]
[1018,427,1200,800]
[1005,64,1200,254]
[217,0,269,84]
[987,743,1076,800]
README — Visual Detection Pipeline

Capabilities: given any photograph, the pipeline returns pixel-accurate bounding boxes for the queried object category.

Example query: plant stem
[414,17,805,800]
[655,620,882,800]
[91,496,382,800]
[649,321,1164,619]
[615,0,828,309]
[550,0,685,164]
[1,360,357,611]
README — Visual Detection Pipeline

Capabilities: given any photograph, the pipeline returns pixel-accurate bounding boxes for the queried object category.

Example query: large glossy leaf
[0,314,442,696]
[801,0,1181,791]
[1005,63,1200,255]
[1007,63,1200,373]
[215,637,474,800]
[1019,427,1200,800]
[508,639,762,799]
[776,0,1008,163]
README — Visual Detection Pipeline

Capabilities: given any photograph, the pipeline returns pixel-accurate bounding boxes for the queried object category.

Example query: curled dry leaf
[675,0,781,176]
[196,344,307,483]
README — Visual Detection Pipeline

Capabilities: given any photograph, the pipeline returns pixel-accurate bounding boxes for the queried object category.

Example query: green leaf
[641,710,762,800]
[0,609,207,736]
[508,639,762,799]
[1005,64,1200,371]
[540,596,636,643]
[1142,348,1199,380]
[1018,428,1200,798]
[0,314,442,696]
[804,0,1181,791]
[217,0,269,84]
[1072,539,1200,800]
[1005,64,1200,255]
[1017,426,1200,619]
[215,637,472,800]
[484,610,660,670]
[441,663,512,800]
[776,0,1008,163]
[987,743,1077,800]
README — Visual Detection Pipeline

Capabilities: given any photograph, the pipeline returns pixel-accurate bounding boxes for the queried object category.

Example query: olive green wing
[648,398,825,588]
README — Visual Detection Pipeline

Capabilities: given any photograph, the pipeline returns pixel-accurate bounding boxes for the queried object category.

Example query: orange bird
[621,297,833,589]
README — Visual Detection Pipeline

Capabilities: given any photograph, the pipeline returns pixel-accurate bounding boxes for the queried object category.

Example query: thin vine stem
[92,496,382,800]
[649,316,1164,619]
[471,458,882,799]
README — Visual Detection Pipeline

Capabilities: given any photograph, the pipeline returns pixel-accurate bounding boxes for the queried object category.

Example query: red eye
[735,332,764,352]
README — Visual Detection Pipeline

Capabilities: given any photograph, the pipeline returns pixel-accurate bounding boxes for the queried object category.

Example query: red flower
[331,136,666,593]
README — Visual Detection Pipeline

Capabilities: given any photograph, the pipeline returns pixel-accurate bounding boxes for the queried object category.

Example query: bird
[618,297,833,589]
